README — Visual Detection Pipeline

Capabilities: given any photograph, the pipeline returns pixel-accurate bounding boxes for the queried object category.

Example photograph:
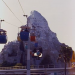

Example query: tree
[59,43,73,62]
[57,43,73,75]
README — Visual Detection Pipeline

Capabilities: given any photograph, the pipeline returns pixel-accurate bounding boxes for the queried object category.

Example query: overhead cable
[5,21,19,28]
[18,0,25,15]
[0,18,19,28]
[2,0,23,24]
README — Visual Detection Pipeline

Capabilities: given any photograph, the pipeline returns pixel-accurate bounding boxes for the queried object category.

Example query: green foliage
[15,63,22,66]
[59,43,73,62]
[40,53,53,66]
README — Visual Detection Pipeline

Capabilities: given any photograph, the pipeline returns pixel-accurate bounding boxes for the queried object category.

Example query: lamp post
[26,37,30,75]
[23,15,35,75]
[23,15,30,75]
[0,20,4,29]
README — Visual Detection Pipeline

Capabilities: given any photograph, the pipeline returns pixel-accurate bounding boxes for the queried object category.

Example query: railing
[30,65,55,69]
[0,65,55,70]
[0,66,26,70]
[0,66,72,75]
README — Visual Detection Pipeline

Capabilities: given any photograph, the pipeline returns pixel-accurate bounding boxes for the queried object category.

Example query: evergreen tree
[58,43,73,62]
[57,43,73,75]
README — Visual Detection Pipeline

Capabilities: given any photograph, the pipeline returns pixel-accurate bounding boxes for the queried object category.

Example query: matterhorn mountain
[0,10,62,67]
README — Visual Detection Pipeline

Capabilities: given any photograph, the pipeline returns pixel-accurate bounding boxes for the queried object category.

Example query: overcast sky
[0,0,75,51]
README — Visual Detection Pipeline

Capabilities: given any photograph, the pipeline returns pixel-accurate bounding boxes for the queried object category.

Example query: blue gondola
[0,29,7,44]
[20,26,30,41]
[20,30,29,41]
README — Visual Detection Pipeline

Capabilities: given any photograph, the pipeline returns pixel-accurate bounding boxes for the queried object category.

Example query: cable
[0,18,19,28]
[18,0,28,24]
[18,0,25,15]
[4,21,19,28]
[2,0,23,24]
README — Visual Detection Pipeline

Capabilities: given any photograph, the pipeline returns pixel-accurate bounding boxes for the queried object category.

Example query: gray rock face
[0,10,62,67]
[0,41,20,63]
[28,10,61,65]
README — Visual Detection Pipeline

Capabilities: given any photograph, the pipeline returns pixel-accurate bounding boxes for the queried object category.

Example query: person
[0,31,1,35]
[25,28,29,32]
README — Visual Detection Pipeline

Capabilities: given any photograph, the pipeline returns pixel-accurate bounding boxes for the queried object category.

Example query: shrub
[15,63,22,66]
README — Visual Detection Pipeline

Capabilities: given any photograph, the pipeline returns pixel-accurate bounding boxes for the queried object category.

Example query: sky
[0,0,75,52]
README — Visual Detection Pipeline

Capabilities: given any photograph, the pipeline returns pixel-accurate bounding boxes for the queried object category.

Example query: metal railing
[0,65,55,70]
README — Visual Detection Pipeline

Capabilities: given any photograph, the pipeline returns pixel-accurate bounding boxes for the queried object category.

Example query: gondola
[0,29,7,44]
[20,25,30,41]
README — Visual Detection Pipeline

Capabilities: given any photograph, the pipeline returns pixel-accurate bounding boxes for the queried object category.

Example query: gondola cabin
[30,33,36,41]
[0,29,7,44]
[34,50,42,57]
[20,26,30,41]
[17,33,21,42]
[32,48,42,60]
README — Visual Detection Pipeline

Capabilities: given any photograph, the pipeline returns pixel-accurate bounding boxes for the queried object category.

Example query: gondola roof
[20,25,30,29]
[0,29,6,32]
